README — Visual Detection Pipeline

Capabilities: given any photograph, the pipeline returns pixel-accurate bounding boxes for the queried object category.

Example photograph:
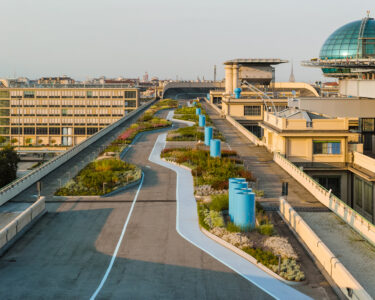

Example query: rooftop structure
[303,14,375,79]
[224,58,288,89]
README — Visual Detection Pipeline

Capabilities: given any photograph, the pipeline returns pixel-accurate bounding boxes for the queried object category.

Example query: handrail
[0,100,156,205]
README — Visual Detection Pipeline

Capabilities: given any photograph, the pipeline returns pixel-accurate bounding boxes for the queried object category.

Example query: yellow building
[260,109,360,163]
[0,87,139,149]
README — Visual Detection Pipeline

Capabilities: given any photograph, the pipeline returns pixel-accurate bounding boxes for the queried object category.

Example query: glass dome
[320,19,375,59]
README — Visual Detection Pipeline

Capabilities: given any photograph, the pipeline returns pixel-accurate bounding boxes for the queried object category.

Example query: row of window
[8,90,137,99]
[9,99,135,107]
[243,105,287,116]
[9,127,103,135]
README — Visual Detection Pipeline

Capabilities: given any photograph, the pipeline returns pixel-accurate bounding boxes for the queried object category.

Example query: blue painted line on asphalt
[148,132,311,300]
[89,172,145,300]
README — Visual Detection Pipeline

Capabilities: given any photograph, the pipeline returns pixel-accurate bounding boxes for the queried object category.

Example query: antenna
[214,65,217,82]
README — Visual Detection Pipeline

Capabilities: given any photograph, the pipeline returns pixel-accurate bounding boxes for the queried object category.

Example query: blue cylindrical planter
[234,88,242,99]
[196,108,201,115]
[204,127,213,146]
[207,93,210,100]
[210,139,221,158]
[229,180,247,221]
[234,191,255,230]
[199,114,206,127]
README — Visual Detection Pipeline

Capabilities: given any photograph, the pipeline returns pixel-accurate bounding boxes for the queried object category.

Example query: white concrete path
[148,132,310,300]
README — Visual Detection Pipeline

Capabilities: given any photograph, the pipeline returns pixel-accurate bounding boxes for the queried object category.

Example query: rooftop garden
[161,146,305,282]
[56,99,177,196]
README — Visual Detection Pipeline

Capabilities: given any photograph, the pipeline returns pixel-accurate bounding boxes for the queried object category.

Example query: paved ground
[300,212,375,297]
[0,109,273,299]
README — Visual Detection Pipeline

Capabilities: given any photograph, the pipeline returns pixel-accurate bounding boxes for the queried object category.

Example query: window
[125,91,136,99]
[362,119,375,132]
[354,176,363,208]
[0,118,9,125]
[0,127,9,134]
[0,91,10,98]
[24,91,35,98]
[244,106,261,116]
[87,127,98,135]
[49,127,60,135]
[313,141,341,154]
[36,127,48,135]
[125,100,136,107]
[24,127,35,135]
[0,109,10,116]
[0,100,9,107]
[364,182,373,215]
[74,128,86,135]
[11,127,22,134]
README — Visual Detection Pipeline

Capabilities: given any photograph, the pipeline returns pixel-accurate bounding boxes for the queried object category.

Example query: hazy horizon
[1,0,374,83]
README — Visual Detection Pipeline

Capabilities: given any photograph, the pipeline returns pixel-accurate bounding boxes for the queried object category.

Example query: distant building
[38,76,75,85]
[0,86,139,149]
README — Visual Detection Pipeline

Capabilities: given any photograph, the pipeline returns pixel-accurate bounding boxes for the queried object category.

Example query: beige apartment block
[0,87,139,149]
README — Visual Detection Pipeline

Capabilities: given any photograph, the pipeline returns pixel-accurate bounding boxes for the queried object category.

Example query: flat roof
[224,58,288,65]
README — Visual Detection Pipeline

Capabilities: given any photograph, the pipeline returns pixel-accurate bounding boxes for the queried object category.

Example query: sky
[0,0,374,83]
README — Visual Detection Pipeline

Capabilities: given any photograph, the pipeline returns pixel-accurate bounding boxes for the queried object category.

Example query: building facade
[0,87,139,149]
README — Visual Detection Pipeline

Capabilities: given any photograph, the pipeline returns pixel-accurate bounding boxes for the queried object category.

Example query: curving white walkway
[148,132,310,300]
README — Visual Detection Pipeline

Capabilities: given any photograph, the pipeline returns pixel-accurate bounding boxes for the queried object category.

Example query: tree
[11,138,18,145]
[0,145,19,188]
[0,136,6,145]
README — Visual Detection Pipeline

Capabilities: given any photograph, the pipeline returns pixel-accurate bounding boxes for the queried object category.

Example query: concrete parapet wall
[0,197,46,253]
[226,115,263,146]
[353,151,375,174]
[280,198,371,300]
[0,100,156,206]
[274,152,375,248]
[204,96,263,146]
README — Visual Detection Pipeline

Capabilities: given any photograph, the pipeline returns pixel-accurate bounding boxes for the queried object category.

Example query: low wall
[0,100,156,205]
[204,98,263,146]
[353,151,375,174]
[226,115,263,146]
[274,152,375,247]
[0,197,46,255]
[280,198,371,300]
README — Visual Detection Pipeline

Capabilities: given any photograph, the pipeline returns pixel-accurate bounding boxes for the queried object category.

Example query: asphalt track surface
[0,111,275,299]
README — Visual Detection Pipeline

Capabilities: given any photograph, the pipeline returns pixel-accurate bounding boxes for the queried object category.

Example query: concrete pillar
[232,64,239,92]
[225,65,233,94]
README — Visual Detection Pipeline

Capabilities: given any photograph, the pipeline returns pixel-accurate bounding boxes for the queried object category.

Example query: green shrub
[242,247,278,268]
[226,222,241,232]
[258,224,274,236]
[204,210,225,228]
[270,258,305,281]
[197,204,210,230]
[209,194,229,212]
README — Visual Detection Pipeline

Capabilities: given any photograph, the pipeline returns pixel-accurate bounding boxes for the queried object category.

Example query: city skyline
[1,0,374,83]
